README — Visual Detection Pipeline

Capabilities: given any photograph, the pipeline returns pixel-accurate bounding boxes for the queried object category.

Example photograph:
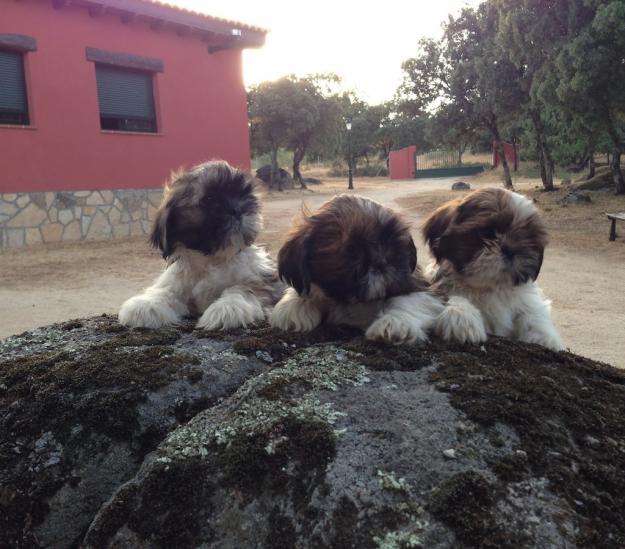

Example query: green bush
[251,149,292,170]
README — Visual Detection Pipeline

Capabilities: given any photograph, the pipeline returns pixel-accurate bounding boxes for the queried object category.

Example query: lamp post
[345,117,353,190]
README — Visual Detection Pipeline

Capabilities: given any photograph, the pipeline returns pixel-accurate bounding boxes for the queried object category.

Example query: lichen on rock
[2,316,625,548]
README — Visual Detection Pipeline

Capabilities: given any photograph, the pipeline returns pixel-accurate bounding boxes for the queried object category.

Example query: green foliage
[248,76,431,184]
[397,38,447,117]
[343,103,387,166]
[397,3,525,187]
[247,0,625,193]
[251,149,292,171]
[547,0,625,192]
[248,74,344,189]
[396,0,625,192]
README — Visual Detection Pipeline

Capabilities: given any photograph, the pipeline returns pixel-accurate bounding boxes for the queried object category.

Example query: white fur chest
[454,283,542,338]
[189,262,238,312]
[463,287,518,336]
[153,246,267,314]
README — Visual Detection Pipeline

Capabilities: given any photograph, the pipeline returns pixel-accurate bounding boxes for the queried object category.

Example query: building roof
[52,0,267,52]
[139,0,267,33]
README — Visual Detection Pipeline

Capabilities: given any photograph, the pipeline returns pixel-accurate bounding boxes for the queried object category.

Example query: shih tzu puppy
[423,187,564,351]
[270,195,444,344]
[118,161,284,330]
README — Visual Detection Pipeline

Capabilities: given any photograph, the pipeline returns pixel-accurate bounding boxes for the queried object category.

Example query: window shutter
[95,64,155,120]
[0,50,28,115]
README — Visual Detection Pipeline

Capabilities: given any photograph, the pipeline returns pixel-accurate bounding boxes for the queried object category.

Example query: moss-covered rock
[2,316,625,548]
[0,315,266,548]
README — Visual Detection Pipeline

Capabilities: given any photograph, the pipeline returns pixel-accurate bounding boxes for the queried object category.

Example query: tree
[338,94,378,173]
[397,38,447,117]
[285,74,343,189]
[398,3,525,188]
[373,102,431,167]
[550,0,625,193]
[427,105,476,165]
[496,0,596,191]
[249,75,344,191]
[538,99,611,179]
[248,79,294,191]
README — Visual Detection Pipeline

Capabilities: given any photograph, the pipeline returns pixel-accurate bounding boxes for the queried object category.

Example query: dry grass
[257,176,392,202]
[527,185,625,260]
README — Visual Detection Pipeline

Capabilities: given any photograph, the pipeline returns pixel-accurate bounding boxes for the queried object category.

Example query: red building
[0,0,265,247]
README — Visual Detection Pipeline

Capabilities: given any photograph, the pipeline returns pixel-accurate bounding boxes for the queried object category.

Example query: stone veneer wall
[0,189,164,248]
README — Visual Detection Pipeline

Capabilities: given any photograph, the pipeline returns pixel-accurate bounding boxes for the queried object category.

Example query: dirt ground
[1,173,624,368]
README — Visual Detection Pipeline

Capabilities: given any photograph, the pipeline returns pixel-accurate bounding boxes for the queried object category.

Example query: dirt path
[1,176,623,368]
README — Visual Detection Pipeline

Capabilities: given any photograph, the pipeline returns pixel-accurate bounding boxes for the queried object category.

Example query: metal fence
[413,149,485,179]
[415,150,461,171]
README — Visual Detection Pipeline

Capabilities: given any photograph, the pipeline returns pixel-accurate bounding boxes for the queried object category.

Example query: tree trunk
[458,146,463,166]
[495,140,513,189]
[530,109,554,191]
[587,155,596,180]
[491,122,513,190]
[270,148,282,192]
[610,148,625,195]
[384,143,392,170]
[605,115,625,195]
[292,147,307,190]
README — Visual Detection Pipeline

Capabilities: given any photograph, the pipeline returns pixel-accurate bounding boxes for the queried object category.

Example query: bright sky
[171,1,482,104]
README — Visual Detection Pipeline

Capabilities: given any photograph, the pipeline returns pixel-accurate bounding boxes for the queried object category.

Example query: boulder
[255,165,294,190]
[451,181,471,191]
[560,191,592,204]
[1,317,625,548]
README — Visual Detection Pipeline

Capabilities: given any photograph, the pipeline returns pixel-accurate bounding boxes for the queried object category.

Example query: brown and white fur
[270,195,444,344]
[423,187,564,351]
[118,161,284,330]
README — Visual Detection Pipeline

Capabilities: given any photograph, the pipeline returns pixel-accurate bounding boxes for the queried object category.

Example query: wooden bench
[607,212,625,241]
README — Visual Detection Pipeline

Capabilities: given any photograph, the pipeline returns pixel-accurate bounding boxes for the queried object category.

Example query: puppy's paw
[196,295,264,331]
[270,294,322,332]
[436,297,487,344]
[118,295,182,329]
[519,330,565,352]
[366,313,427,345]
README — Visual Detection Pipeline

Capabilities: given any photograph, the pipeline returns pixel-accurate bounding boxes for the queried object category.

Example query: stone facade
[0,189,163,248]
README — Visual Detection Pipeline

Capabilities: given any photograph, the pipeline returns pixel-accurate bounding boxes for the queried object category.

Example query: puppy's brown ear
[422,201,457,262]
[149,203,173,258]
[278,224,312,295]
